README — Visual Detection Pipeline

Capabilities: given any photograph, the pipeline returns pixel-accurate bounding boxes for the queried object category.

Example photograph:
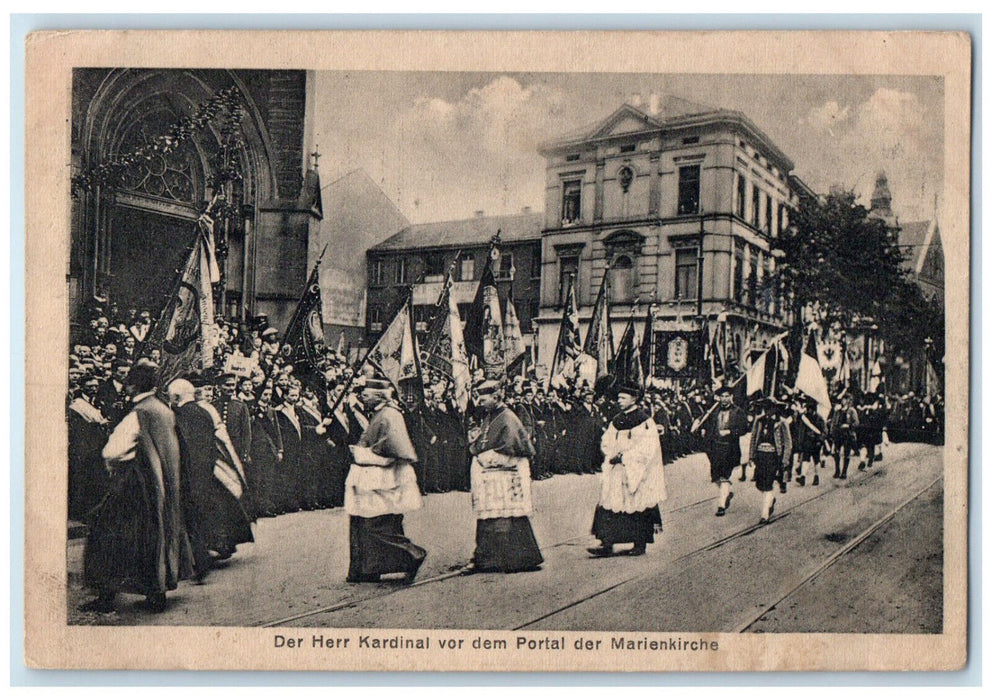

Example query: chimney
[474,210,485,218]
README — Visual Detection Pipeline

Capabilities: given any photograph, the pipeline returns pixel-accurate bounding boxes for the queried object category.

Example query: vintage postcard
[24,30,970,672]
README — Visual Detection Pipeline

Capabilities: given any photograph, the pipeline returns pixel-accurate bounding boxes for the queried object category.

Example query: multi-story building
[70,68,321,332]
[534,99,807,377]
[365,211,543,350]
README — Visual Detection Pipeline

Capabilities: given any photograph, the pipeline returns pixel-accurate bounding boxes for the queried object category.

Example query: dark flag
[639,303,656,382]
[583,273,614,379]
[612,313,644,391]
[281,255,328,404]
[548,274,583,385]
[463,232,501,364]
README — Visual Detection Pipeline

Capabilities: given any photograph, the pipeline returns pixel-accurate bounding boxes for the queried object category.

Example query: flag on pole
[583,273,615,379]
[549,275,583,386]
[145,215,219,382]
[612,312,644,391]
[503,289,525,372]
[463,233,500,362]
[746,332,789,399]
[794,330,832,420]
[639,303,656,384]
[281,260,327,383]
[366,298,418,388]
[422,274,471,412]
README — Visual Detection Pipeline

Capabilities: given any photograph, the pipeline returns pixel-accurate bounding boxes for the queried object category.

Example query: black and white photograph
[24,30,970,672]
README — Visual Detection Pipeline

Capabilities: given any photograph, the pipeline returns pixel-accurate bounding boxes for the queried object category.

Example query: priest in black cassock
[588,377,668,558]
[344,378,426,583]
[462,380,543,574]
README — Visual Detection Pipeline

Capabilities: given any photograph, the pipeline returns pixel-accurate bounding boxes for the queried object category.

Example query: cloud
[387,76,567,222]
[799,88,938,220]
[805,100,851,133]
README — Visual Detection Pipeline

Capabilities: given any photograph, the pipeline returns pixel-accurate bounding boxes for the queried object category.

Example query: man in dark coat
[81,359,194,613]
[67,375,109,521]
[169,378,253,575]
[695,385,749,517]
[95,360,131,427]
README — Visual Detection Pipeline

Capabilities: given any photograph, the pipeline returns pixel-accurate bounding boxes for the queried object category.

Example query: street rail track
[734,474,942,633]
[261,452,912,629]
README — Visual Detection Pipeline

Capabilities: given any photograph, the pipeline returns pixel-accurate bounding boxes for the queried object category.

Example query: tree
[773,189,942,361]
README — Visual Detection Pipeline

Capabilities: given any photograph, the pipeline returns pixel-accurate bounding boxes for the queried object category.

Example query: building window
[370,259,385,286]
[459,254,475,282]
[747,250,758,307]
[394,257,409,284]
[566,153,580,162]
[496,251,515,281]
[558,254,579,305]
[777,204,787,236]
[562,180,582,225]
[610,254,636,302]
[530,244,542,279]
[765,194,773,234]
[526,300,540,333]
[620,144,636,153]
[736,174,746,219]
[733,241,745,304]
[675,248,698,300]
[368,306,383,333]
[677,165,701,216]
[682,136,700,145]
[424,252,445,277]
[751,185,761,228]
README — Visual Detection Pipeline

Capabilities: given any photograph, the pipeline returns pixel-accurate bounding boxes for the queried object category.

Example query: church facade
[533,100,809,378]
[70,68,322,333]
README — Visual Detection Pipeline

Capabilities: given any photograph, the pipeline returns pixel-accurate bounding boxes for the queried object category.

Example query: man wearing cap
[96,360,131,427]
[462,380,543,574]
[696,385,749,516]
[213,372,252,474]
[344,378,426,583]
[81,359,194,614]
[588,379,668,558]
[829,393,860,479]
[748,398,792,523]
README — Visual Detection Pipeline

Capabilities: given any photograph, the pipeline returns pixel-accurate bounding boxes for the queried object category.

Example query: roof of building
[898,219,938,274]
[370,211,544,252]
[539,100,795,173]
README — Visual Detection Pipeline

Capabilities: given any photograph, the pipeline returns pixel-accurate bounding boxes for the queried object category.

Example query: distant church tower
[869,170,898,227]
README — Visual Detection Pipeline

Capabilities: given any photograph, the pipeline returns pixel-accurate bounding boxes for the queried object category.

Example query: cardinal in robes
[462,380,543,574]
[344,378,426,583]
[588,377,668,558]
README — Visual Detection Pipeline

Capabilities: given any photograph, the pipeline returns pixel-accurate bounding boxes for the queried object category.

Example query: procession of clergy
[78,351,901,615]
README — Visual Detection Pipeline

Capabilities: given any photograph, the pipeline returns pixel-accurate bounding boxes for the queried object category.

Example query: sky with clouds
[311,71,943,225]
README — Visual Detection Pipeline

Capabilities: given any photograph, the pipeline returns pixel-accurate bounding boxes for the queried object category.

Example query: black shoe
[726,491,734,511]
[79,596,116,613]
[796,476,806,487]
[739,472,747,482]
[145,593,167,614]
[833,472,841,479]
[839,471,848,480]
[857,461,866,471]
[587,545,613,558]
[812,475,820,486]
[779,482,787,494]
[759,517,769,525]
[715,507,726,517]
[626,545,646,557]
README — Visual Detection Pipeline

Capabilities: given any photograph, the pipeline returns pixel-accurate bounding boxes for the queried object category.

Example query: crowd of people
[66,300,946,612]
